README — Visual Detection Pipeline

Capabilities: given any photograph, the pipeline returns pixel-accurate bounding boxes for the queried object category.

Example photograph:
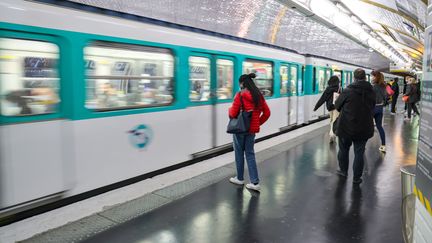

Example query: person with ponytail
[228,73,271,191]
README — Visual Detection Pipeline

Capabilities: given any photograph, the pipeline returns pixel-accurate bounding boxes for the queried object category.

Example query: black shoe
[353,178,363,184]
[336,170,347,178]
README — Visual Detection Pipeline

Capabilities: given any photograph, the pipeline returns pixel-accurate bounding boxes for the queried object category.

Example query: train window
[84,42,174,111]
[280,66,289,95]
[0,38,60,116]
[300,65,305,93]
[189,56,211,102]
[217,59,233,100]
[333,70,341,81]
[243,60,273,97]
[317,69,326,92]
[289,65,297,95]
[343,72,347,88]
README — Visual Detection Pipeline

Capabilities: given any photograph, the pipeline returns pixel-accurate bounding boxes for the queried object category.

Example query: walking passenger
[334,68,376,184]
[313,75,340,143]
[228,73,271,191]
[371,70,387,153]
[405,77,420,121]
[390,78,399,114]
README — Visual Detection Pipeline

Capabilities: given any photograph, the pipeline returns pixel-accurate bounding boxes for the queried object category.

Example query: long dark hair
[371,70,386,87]
[240,73,261,106]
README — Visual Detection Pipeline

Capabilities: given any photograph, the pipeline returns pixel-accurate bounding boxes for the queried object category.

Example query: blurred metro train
[0,0,402,222]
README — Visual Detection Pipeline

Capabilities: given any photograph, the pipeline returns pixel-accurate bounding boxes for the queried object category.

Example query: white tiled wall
[413,199,432,243]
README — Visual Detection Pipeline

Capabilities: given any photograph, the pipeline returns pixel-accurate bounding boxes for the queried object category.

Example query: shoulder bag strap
[239,92,244,111]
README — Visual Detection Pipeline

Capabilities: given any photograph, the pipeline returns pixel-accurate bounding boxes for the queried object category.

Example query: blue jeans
[338,137,367,180]
[374,105,386,146]
[233,133,259,184]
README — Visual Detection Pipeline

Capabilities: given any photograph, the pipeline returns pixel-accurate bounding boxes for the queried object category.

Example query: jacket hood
[348,80,373,94]
[328,79,340,87]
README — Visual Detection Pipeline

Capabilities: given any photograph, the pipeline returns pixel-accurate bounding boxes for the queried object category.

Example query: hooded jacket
[313,79,340,111]
[334,80,376,140]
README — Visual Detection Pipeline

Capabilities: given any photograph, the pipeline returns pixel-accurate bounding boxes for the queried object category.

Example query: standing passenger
[228,73,271,191]
[390,78,399,114]
[405,77,420,121]
[371,70,387,153]
[313,75,340,143]
[334,68,376,184]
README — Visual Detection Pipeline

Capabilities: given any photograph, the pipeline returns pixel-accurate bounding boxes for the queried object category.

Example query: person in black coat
[390,78,399,114]
[405,77,420,120]
[334,68,376,184]
[313,75,340,143]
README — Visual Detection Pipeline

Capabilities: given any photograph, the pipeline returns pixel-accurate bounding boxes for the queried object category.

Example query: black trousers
[338,137,367,180]
[391,95,398,113]
[407,102,420,118]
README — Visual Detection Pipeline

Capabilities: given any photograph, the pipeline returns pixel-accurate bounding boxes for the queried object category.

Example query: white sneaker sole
[229,178,244,185]
[245,184,260,191]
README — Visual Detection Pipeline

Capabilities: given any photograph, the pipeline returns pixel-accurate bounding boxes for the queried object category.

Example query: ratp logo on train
[128,124,153,149]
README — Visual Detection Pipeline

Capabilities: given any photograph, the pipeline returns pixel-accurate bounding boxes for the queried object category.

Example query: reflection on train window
[317,69,326,92]
[343,72,348,88]
[290,65,297,95]
[189,56,211,102]
[280,66,288,95]
[217,59,233,100]
[0,38,60,116]
[243,60,273,97]
[84,42,174,111]
[333,70,341,85]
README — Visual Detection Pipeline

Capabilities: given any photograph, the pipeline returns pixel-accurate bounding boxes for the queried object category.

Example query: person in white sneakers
[371,70,387,153]
[228,73,271,191]
[313,76,341,143]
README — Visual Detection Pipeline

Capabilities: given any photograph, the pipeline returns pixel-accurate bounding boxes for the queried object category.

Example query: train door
[280,63,298,126]
[215,56,235,146]
[343,71,348,89]
[189,53,235,148]
[315,67,327,118]
[297,65,305,124]
[0,33,67,215]
[323,69,331,115]
[288,64,298,125]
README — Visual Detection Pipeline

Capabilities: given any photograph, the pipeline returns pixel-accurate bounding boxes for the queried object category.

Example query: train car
[0,0,402,221]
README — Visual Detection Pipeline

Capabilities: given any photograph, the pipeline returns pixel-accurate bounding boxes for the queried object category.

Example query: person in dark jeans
[405,77,420,120]
[390,77,399,114]
[228,73,271,191]
[334,68,376,184]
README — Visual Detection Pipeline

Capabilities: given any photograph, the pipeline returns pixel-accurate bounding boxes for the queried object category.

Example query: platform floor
[81,111,418,243]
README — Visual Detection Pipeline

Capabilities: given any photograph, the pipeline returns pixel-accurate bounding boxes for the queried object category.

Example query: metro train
[0,0,402,222]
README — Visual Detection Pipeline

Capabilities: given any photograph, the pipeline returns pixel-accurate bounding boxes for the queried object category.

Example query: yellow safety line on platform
[418,189,425,206]
[425,198,432,216]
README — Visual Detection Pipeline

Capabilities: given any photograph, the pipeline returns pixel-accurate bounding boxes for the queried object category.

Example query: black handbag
[227,93,252,134]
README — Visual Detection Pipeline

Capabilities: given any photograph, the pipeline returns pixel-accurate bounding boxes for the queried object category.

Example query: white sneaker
[229,177,244,185]
[245,183,260,191]
[379,145,386,153]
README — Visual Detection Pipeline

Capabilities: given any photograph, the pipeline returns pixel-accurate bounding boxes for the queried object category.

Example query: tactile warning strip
[21,124,328,243]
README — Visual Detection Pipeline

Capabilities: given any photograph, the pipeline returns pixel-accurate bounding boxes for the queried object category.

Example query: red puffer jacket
[229,90,271,133]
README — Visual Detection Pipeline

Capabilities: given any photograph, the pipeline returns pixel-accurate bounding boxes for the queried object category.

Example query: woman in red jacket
[228,73,271,191]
